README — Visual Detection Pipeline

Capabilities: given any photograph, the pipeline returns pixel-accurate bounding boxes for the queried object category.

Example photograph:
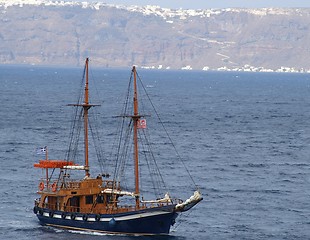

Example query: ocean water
[0,65,310,240]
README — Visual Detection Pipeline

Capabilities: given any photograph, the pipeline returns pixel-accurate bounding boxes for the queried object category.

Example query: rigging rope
[65,64,87,164]
[139,129,168,198]
[111,69,200,195]
[88,116,104,174]
[112,72,135,190]
[135,71,199,190]
[50,65,85,180]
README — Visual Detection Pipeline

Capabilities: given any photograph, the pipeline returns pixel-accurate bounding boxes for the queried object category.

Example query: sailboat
[33,58,202,235]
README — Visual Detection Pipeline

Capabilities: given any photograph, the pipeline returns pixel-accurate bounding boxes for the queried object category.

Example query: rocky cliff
[1,0,310,71]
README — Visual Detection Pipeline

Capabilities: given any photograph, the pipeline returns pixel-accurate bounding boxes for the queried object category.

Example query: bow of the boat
[174,191,203,212]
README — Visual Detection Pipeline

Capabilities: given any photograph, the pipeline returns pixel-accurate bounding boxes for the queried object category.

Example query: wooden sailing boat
[33,58,202,235]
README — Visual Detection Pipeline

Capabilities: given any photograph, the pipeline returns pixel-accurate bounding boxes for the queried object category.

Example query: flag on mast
[36,146,47,155]
[138,119,147,129]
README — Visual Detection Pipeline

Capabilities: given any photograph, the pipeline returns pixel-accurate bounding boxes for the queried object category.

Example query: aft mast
[132,66,140,208]
[84,58,90,177]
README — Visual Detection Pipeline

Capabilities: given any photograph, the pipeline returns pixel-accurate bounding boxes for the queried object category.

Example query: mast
[132,66,140,208]
[68,58,100,177]
[84,58,90,177]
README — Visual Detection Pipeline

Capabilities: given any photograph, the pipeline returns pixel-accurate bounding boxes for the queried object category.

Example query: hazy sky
[77,0,310,9]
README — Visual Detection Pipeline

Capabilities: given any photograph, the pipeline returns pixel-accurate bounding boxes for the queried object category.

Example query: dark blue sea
[1,65,310,240]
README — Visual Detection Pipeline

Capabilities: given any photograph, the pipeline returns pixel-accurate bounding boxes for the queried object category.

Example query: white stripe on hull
[113,210,171,221]
[42,210,173,222]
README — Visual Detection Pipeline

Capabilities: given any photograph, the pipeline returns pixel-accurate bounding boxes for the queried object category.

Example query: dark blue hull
[34,206,178,235]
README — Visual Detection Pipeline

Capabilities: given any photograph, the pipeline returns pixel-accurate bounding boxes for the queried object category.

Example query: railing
[40,200,171,214]
[37,178,122,192]
[40,202,136,214]
[102,180,120,189]
[65,181,81,189]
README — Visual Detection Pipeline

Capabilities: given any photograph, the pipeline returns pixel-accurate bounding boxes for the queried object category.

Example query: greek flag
[36,146,47,155]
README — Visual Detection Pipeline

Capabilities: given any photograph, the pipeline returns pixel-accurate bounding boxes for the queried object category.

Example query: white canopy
[62,165,86,170]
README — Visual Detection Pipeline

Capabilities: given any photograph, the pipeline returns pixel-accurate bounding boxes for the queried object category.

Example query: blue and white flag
[36,146,47,155]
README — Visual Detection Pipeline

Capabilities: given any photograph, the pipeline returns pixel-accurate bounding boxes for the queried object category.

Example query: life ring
[61,212,66,219]
[70,213,76,220]
[82,214,88,221]
[52,182,57,192]
[49,211,54,218]
[39,182,44,191]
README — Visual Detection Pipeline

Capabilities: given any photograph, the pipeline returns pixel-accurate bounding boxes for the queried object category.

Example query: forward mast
[68,58,99,177]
